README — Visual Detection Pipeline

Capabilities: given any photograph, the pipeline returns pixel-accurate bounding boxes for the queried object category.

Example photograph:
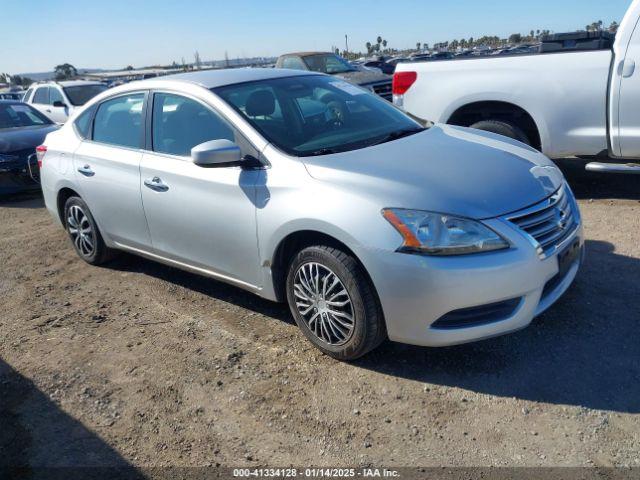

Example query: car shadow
[108,238,638,414]
[554,157,640,200]
[353,239,640,413]
[0,360,143,480]
[107,253,293,325]
[0,192,45,209]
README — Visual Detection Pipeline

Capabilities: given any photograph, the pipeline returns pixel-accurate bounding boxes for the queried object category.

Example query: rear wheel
[285,245,386,361]
[64,196,115,265]
[469,119,531,146]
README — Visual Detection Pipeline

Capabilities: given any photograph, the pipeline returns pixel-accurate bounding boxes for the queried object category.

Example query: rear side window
[152,93,234,156]
[281,56,306,70]
[33,87,49,104]
[93,93,145,148]
[74,105,96,139]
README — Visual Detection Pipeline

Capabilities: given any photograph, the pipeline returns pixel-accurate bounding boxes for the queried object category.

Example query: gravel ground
[0,158,638,474]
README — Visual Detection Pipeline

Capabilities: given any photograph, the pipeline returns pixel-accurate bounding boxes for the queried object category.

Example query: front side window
[152,93,234,156]
[32,87,49,104]
[49,87,65,105]
[214,75,423,157]
[64,84,108,106]
[93,93,145,148]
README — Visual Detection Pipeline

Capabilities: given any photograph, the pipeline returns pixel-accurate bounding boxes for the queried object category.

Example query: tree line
[357,20,620,57]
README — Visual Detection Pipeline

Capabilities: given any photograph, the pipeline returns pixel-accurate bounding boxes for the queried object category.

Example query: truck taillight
[392,71,417,108]
[36,145,47,168]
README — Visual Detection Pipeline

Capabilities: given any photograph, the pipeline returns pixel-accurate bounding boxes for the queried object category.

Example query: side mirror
[52,100,66,108]
[191,139,242,167]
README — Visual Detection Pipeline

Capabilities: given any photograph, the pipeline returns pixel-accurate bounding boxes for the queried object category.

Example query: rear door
[72,91,152,249]
[139,91,262,288]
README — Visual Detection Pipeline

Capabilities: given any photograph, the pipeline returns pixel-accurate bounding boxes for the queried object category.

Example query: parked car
[40,69,583,360]
[0,92,25,101]
[0,101,58,194]
[23,81,108,124]
[276,52,392,101]
[393,0,640,174]
[363,59,396,75]
[428,52,456,61]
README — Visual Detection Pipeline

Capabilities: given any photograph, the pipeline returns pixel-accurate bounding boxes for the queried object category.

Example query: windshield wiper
[369,127,425,147]
[306,148,340,156]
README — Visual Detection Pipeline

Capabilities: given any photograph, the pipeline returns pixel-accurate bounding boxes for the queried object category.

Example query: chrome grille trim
[505,185,579,259]
[369,81,393,101]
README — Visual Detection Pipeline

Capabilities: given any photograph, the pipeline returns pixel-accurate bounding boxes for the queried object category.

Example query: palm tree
[416,42,421,51]
[382,39,388,52]
[366,42,372,54]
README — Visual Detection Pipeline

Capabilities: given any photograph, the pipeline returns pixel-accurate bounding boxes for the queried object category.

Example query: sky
[1,0,632,75]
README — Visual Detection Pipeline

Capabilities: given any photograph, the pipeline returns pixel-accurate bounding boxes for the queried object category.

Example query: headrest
[246,90,275,117]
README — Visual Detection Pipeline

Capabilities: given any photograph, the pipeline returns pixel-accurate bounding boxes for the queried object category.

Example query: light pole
[345,35,349,55]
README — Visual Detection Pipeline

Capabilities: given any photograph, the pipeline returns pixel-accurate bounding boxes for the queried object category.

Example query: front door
[618,17,640,157]
[140,92,261,288]
[73,92,151,249]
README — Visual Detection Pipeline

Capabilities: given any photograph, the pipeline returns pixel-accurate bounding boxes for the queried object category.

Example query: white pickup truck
[394,0,640,173]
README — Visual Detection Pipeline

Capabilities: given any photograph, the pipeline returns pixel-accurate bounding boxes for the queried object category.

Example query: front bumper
[0,156,40,195]
[358,217,584,348]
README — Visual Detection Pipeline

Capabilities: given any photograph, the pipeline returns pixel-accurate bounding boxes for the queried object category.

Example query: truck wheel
[469,120,531,146]
[286,245,386,361]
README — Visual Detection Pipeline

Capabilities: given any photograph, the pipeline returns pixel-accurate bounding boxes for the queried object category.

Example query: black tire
[64,196,116,265]
[469,119,531,145]
[285,245,386,361]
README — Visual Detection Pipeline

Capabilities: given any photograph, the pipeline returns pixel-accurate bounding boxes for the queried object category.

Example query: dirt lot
[1,159,639,474]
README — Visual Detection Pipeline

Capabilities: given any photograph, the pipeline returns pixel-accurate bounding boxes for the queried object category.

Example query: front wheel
[285,245,386,361]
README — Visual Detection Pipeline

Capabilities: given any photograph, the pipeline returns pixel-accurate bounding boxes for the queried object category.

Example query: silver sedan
[39,69,583,360]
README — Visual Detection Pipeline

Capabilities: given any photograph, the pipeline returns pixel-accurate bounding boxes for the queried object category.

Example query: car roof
[281,52,332,57]
[161,68,321,89]
[36,80,104,87]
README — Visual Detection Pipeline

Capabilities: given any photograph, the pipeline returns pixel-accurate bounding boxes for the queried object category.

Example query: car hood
[0,124,59,153]
[333,70,391,86]
[301,124,564,219]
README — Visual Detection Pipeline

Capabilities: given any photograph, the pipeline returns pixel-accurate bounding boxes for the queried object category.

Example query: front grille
[431,298,522,330]
[507,186,578,257]
[370,82,392,101]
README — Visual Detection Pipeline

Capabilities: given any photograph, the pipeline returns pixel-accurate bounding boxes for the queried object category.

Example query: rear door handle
[623,59,636,78]
[144,176,169,192]
[77,164,95,177]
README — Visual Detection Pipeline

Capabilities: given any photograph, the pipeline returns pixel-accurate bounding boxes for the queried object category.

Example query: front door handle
[623,59,636,78]
[144,176,169,192]
[77,164,95,177]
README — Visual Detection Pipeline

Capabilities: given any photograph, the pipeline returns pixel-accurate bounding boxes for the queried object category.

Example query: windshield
[213,75,424,157]
[63,84,108,106]
[302,54,356,74]
[0,103,53,129]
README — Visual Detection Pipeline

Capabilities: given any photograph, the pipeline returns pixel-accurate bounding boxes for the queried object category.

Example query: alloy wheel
[293,262,355,346]
[67,205,95,257]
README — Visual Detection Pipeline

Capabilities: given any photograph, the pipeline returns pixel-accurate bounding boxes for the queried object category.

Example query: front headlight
[382,208,509,256]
